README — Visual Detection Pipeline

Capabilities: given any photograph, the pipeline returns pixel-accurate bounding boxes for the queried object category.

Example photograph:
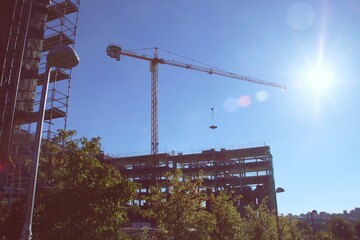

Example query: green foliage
[296,219,313,236]
[355,221,360,238]
[279,217,307,240]
[243,198,277,240]
[141,170,312,240]
[0,198,25,240]
[315,231,334,240]
[328,216,355,240]
[31,130,138,239]
[142,169,216,240]
[208,191,245,240]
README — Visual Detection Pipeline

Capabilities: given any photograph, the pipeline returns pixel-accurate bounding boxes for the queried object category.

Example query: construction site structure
[106,45,287,156]
[100,144,278,227]
[0,0,80,204]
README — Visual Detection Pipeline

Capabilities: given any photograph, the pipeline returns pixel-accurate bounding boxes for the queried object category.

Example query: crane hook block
[107,44,121,61]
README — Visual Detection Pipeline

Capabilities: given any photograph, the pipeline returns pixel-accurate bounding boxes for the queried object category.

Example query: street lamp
[275,187,285,240]
[311,210,318,240]
[21,45,79,240]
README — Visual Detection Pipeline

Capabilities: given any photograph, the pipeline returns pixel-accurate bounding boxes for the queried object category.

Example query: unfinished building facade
[102,145,278,226]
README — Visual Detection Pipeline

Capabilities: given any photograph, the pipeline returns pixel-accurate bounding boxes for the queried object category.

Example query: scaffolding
[0,0,80,204]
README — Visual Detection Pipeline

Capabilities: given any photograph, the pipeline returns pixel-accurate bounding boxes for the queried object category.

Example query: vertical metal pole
[311,211,316,240]
[274,187,284,240]
[150,49,158,155]
[21,63,51,240]
[275,193,280,240]
[276,211,280,240]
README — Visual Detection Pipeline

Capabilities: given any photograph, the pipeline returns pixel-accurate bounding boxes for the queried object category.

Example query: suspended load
[209,107,217,129]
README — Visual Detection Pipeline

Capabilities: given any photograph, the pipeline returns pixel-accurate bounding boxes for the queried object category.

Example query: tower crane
[106,45,286,155]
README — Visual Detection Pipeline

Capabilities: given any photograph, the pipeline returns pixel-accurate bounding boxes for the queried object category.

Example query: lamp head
[47,45,79,68]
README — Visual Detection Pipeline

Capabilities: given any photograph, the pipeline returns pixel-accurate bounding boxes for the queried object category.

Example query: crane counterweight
[107,45,121,61]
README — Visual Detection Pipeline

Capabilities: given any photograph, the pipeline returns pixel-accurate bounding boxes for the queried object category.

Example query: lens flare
[287,2,314,30]
[223,97,239,112]
[238,95,252,108]
[256,90,269,102]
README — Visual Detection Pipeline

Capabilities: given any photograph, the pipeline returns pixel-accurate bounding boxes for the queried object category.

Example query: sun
[307,66,333,91]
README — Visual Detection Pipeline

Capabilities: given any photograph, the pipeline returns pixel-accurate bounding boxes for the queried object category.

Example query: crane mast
[150,49,159,155]
[106,45,286,155]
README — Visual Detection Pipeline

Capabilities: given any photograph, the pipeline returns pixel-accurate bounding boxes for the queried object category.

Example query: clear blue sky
[67,0,360,216]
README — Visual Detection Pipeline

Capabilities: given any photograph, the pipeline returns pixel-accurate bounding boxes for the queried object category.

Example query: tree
[328,216,355,240]
[30,130,138,239]
[315,231,334,240]
[355,221,360,238]
[208,190,245,240]
[0,198,25,240]
[296,219,313,237]
[243,198,277,240]
[142,169,216,240]
[279,217,306,240]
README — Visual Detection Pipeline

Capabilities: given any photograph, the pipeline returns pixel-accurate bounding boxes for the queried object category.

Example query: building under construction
[104,44,285,227]
[0,0,80,203]
[104,42,285,229]
[101,144,278,226]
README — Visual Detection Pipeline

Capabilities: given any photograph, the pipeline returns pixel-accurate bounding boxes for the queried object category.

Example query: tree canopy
[142,169,216,240]
[208,190,245,240]
[141,169,279,240]
[328,216,355,240]
[243,198,277,240]
[32,130,138,239]
[1,130,138,240]
[279,217,307,240]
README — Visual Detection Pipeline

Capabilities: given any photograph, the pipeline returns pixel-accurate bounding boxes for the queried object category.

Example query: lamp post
[21,45,79,240]
[311,210,317,240]
[275,187,285,240]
